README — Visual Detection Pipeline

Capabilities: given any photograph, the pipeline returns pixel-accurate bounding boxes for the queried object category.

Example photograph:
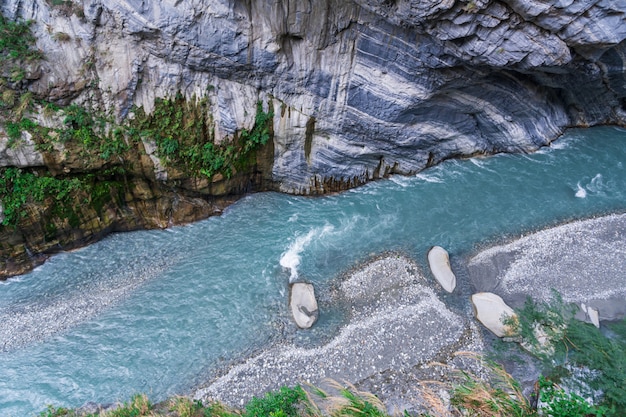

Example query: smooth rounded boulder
[428,246,456,293]
[289,282,319,329]
[471,292,516,337]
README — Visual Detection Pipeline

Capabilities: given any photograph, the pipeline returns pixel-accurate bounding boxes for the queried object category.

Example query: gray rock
[1,0,625,195]
[289,282,319,329]
[581,303,601,328]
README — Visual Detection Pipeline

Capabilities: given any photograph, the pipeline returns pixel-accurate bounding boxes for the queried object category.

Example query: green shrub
[38,405,79,417]
[538,377,608,417]
[244,386,306,417]
[0,167,83,226]
[0,13,42,64]
[5,117,39,146]
[129,96,273,180]
[512,295,626,415]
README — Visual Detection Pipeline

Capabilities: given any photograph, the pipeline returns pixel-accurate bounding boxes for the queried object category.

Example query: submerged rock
[289,282,319,329]
[427,246,456,293]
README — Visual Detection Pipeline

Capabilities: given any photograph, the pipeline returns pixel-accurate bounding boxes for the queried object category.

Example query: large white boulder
[289,282,319,329]
[471,292,517,337]
[428,246,456,293]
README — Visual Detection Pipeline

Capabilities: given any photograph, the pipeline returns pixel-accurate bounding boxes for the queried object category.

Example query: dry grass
[306,380,389,416]
[450,353,535,417]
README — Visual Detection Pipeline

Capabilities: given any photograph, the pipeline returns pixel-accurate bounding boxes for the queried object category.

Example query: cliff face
[1,0,626,277]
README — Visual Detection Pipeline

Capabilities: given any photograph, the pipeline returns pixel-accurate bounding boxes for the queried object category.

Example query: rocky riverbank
[194,212,626,413]
[195,255,487,415]
[468,212,626,321]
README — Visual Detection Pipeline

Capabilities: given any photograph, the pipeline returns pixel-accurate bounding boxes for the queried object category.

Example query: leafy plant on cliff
[240,101,273,153]
[0,167,83,226]
[60,104,130,160]
[0,11,43,124]
[0,13,42,67]
[0,167,123,228]
[130,95,272,179]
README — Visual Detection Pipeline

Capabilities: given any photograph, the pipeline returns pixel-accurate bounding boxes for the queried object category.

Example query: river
[1,126,625,416]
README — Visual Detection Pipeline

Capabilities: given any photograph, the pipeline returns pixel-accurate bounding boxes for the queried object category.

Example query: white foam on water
[415,172,444,183]
[575,174,605,199]
[280,225,334,282]
[549,135,576,150]
[588,173,604,193]
[388,175,413,187]
[468,156,500,173]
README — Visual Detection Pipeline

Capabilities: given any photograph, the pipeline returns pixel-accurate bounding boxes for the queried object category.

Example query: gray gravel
[0,258,175,352]
[194,255,486,413]
[468,213,626,319]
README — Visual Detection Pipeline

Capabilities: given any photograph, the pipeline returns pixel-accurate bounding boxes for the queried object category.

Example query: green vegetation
[0,167,123,228]
[60,104,130,160]
[4,95,272,178]
[538,377,608,417]
[244,385,307,417]
[0,167,83,226]
[507,296,626,415]
[0,93,272,237]
[36,385,392,417]
[0,13,42,67]
[131,95,272,179]
[0,10,42,123]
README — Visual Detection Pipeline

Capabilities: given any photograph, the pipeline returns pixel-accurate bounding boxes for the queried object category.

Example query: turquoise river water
[1,126,626,416]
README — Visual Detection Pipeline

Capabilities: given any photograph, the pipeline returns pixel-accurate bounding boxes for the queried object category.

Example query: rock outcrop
[2,0,626,277]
